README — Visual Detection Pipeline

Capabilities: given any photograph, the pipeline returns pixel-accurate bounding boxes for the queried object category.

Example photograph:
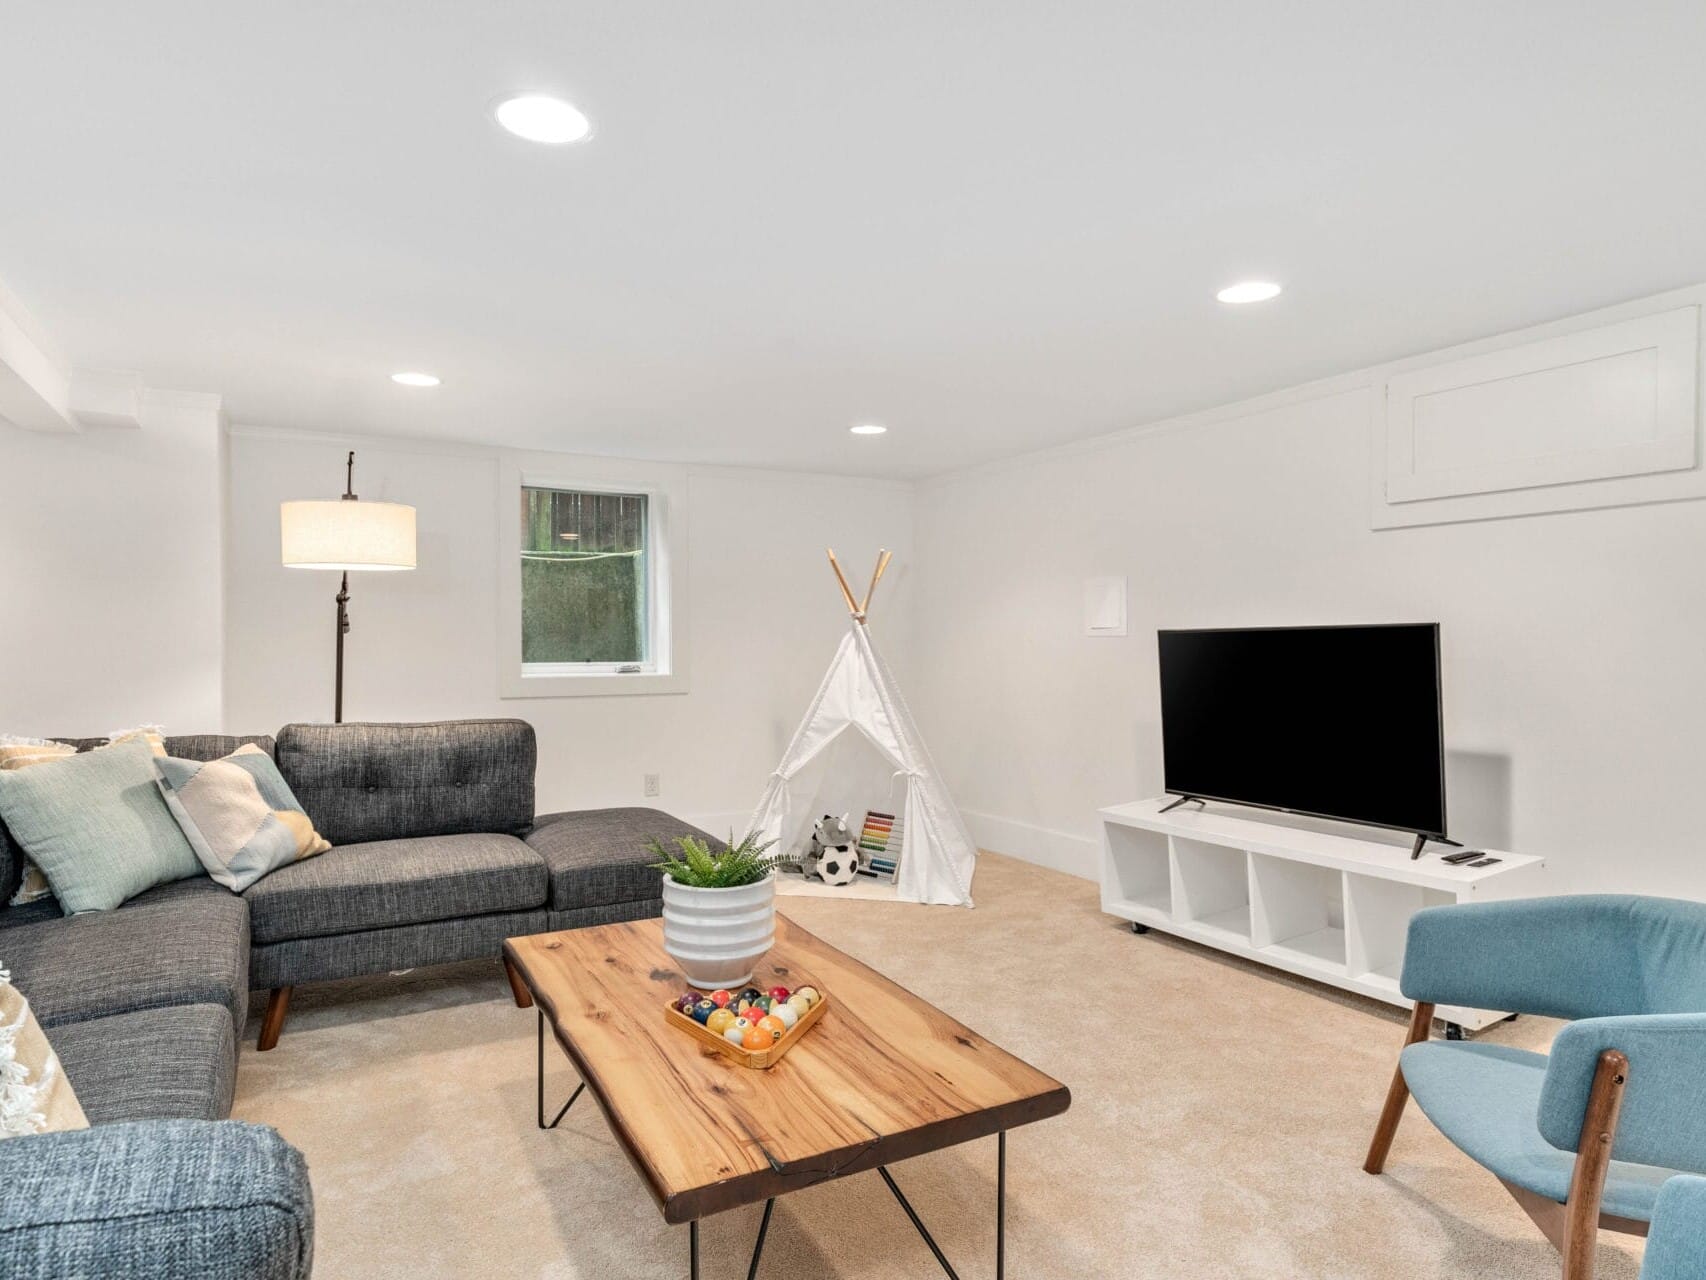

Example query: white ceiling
[4,3,1706,479]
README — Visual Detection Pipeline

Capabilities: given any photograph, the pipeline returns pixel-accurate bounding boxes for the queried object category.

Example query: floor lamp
[280,451,417,723]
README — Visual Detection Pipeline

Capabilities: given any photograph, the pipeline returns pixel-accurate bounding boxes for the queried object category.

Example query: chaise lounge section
[0,718,715,1278]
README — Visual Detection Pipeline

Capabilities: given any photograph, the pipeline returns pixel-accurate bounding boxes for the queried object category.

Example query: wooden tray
[663,993,829,1069]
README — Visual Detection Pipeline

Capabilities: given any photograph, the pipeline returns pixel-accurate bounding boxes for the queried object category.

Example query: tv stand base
[1410,833,1463,861]
[1158,795,1206,815]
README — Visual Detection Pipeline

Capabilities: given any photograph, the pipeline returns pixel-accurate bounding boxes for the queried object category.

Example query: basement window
[499,460,688,698]
[521,486,652,672]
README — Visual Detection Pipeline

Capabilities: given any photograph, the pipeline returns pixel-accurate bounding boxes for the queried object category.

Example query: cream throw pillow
[0,967,87,1137]
[0,738,77,906]
[106,725,167,757]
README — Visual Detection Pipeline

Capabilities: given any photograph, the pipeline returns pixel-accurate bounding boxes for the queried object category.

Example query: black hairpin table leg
[745,1199,774,1279]
[688,1199,776,1280]
[876,1130,1006,1280]
[536,1009,583,1130]
[684,1132,1007,1278]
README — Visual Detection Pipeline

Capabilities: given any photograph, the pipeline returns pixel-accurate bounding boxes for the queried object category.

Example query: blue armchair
[1642,1176,1706,1279]
[1362,896,1706,1280]
[1644,1181,1706,1280]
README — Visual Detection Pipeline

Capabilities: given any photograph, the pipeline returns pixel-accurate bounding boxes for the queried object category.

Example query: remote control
[1441,849,1484,865]
[1468,857,1501,868]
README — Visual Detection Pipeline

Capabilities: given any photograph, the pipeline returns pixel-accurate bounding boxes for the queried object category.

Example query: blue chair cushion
[1401,1040,1676,1222]
[1643,1176,1706,1279]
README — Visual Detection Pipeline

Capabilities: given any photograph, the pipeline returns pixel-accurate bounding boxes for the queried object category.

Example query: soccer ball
[817,848,858,886]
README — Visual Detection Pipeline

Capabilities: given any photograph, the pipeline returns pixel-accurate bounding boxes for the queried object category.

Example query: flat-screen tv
[1157,624,1446,840]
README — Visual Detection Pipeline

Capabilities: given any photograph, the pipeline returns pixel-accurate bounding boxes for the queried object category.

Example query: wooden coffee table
[503,914,1070,1278]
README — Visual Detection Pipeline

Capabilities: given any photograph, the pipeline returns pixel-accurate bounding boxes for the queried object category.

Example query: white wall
[912,371,1706,901]
[0,393,225,735]
[224,428,913,831]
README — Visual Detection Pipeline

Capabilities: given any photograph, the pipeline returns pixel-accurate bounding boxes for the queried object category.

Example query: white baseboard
[962,810,1099,882]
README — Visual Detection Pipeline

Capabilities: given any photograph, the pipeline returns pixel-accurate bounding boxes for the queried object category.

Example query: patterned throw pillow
[155,745,330,892]
[0,737,77,906]
[0,967,88,1138]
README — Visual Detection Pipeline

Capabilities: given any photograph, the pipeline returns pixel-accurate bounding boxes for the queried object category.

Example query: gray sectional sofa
[0,719,715,1280]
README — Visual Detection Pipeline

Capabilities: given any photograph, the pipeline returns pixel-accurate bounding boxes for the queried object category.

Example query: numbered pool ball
[674,993,698,1014]
[792,986,821,1009]
[707,1009,737,1036]
[741,1025,772,1051]
[737,987,763,1006]
[757,1015,786,1042]
[723,1017,752,1045]
[772,1003,799,1030]
[768,986,791,1003]
[691,1000,717,1025]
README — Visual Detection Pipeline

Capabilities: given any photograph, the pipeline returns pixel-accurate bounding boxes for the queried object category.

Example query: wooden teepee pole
[826,549,864,620]
[860,548,892,615]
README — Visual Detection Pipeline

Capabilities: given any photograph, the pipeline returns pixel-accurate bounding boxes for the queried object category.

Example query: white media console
[1099,798,1546,1031]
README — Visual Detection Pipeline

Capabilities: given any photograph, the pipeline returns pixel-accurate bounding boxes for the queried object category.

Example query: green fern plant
[649,831,781,888]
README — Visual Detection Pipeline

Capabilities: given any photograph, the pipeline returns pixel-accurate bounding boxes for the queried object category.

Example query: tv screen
[1157,624,1446,838]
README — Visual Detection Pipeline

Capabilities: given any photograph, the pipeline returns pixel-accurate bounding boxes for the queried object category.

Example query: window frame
[497,454,689,698]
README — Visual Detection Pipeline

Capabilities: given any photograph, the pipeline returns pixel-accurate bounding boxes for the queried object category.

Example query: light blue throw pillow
[0,738,202,914]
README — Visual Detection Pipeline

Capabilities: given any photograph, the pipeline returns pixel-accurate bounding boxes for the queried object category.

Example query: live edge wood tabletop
[504,914,1071,1225]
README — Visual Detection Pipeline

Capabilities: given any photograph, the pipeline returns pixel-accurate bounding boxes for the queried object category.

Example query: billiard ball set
[663,983,829,1069]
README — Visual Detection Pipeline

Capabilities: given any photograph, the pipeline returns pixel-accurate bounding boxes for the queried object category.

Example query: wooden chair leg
[504,956,533,1009]
[257,986,292,1052]
[1363,1000,1435,1174]
[1559,1050,1630,1280]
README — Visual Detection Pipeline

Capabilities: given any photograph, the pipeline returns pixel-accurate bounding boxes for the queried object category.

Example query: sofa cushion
[0,878,249,1035]
[250,908,548,989]
[527,808,721,912]
[274,720,535,847]
[0,1119,314,1280]
[243,832,547,945]
[53,1004,236,1123]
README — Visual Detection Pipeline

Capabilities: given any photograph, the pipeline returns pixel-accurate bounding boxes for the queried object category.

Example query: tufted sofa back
[273,720,535,848]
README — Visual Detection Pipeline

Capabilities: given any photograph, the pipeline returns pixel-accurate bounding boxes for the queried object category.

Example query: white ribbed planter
[661,872,777,990]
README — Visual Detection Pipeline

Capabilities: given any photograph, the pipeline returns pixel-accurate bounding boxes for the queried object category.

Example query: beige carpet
[235,853,1645,1279]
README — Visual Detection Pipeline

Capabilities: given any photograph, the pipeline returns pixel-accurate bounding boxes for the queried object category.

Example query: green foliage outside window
[521,487,649,665]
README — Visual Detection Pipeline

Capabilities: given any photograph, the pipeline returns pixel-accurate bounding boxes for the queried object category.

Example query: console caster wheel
[1130,922,1150,935]
[1444,1022,1465,1041]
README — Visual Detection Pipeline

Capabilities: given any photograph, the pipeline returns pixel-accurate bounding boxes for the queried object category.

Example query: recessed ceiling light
[391,372,441,388]
[1216,281,1283,305]
[850,424,887,436]
[493,95,593,145]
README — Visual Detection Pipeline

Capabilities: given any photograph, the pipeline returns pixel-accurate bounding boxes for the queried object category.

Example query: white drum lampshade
[280,500,416,571]
[280,451,417,726]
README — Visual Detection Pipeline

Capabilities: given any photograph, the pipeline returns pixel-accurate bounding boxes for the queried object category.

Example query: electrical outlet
[643,773,660,798]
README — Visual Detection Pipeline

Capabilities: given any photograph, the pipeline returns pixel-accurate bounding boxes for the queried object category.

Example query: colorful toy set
[665,982,829,1068]
[856,809,903,881]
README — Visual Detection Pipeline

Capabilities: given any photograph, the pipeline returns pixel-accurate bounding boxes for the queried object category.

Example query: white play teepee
[747,549,978,907]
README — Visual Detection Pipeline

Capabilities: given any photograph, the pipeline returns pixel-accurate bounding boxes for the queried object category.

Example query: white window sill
[499,667,689,699]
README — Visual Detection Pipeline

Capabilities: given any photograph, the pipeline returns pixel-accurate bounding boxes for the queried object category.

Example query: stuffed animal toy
[808,813,858,886]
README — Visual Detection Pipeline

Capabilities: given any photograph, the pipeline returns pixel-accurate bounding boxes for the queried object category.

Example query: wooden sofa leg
[1364,1001,1435,1174]
[1559,1050,1630,1280]
[503,956,534,1009]
[258,987,292,1052]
